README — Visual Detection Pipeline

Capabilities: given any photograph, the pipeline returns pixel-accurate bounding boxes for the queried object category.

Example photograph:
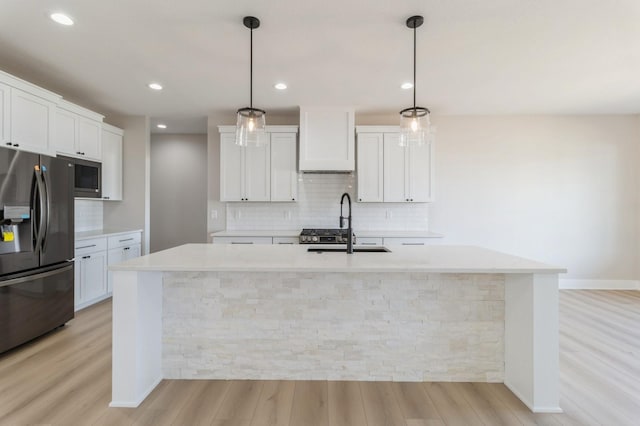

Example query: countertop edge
[75,229,144,241]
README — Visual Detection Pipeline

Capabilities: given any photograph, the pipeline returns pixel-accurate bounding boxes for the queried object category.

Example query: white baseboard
[559,279,640,290]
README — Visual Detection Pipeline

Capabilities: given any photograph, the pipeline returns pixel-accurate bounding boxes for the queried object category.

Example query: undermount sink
[307,246,391,253]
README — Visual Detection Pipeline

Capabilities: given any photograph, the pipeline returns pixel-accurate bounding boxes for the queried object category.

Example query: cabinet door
[244,139,271,201]
[77,118,101,160]
[383,133,408,202]
[0,82,10,146]
[356,133,384,202]
[74,260,82,307]
[125,244,141,260]
[78,251,106,303]
[220,133,244,201]
[101,128,123,200]
[408,142,434,202]
[106,247,125,294]
[53,108,77,155]
[270,133,298,201]
[10,88,54,154]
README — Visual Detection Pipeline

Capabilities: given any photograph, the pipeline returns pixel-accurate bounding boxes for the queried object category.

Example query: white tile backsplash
[74,200,103,232]
[227,174,429,231]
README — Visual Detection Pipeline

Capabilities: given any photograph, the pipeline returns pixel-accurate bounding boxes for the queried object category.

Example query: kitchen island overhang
[109,244,566,413]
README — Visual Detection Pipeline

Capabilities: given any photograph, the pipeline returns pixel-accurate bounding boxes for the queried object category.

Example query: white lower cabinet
[382,237,437,246]
[75,231,142,311]
[357,237,384,246]
[212,236,273,245]
[107,232,142,293]
[74,237,108,310]
[273,237,299,245]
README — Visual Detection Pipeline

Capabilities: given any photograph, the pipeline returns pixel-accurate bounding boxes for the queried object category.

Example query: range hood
[298,106,355,172]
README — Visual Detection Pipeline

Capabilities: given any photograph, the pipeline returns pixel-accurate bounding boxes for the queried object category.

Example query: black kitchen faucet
[339,192,353,254]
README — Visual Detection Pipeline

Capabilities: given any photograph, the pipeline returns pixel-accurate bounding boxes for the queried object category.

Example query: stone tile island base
[110,245,562,413]
[163,271,505,382]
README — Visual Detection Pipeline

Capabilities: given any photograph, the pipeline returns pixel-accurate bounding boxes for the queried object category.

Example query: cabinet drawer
[212,236,273,245]
[356,237,384,246]
[108,232,142,249]
[273,237,299,245]
[383,237,434,246]
[75,237,107,256]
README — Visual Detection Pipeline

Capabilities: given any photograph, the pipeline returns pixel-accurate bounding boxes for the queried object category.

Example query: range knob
[311,236,318,242]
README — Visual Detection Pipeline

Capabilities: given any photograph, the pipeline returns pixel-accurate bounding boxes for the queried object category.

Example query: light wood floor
[0,290,638,425]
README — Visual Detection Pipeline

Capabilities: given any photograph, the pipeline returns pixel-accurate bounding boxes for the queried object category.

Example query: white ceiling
[1,0,639,133]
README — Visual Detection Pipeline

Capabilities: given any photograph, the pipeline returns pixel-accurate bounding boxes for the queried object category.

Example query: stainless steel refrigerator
[0,147,74,354]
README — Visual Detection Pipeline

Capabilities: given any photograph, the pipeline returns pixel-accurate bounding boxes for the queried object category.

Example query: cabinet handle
[119,238,134,242]
[5,142,12,146]
[76,244,97,249]
[410,198,414,201]
[402,243,425,246]
[77,151,82,155]
[103,196,110,200]
[277,242,294,245]
[123,247,130,251]
[82,255,91,259]
[361,242,377,245]
[359,198,362,201]
[13,144,19,147]
[231,242,253,244]
[292,198,295,201]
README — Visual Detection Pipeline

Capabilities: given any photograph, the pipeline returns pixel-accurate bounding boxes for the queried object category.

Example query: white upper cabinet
[219,126,298,202]
[243,139,271,201]
[357,126,434,203]
[0,70,61,155]
[0,82,10,146]
[356,132,384,202]
[299,106,354,171]
[382,133,408,202]
[270,132,298,202]
[220,132,246,201]
[52,100,103,161]
[9,88,56,154]
[383,132,434,202]
[220,131,271,202]
[101,123,124,201]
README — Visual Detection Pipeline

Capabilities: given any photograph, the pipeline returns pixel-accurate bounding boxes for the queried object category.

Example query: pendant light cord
[413,24,416,111]
[250,26,253,109]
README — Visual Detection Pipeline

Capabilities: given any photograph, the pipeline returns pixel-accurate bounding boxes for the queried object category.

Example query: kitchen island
[109,244,565,413]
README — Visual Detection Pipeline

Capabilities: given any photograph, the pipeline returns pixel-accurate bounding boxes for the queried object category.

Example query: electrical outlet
[210,210,218,220]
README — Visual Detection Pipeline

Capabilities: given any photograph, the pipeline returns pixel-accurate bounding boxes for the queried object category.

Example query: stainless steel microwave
[60,156,102,198]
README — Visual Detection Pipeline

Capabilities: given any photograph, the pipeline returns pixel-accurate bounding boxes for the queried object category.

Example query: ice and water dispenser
[0,205,32,255]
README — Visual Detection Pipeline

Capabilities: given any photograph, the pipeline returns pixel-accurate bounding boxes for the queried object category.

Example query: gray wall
[103,115,151,253]
[151,133,207,252]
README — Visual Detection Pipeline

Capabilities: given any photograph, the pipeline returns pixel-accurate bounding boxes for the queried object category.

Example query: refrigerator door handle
[33,168,47,253]
[41,167,51,251]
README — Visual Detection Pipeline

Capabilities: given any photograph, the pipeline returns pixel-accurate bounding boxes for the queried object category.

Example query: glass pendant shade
[236,107,266,147]
[399,107,430,147]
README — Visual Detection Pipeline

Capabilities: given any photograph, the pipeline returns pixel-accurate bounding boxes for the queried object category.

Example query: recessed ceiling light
[401,82,413,90]
[274,83,287,90]
[50,13,74,26]
[157,124,167,129]
[148,83,163,91]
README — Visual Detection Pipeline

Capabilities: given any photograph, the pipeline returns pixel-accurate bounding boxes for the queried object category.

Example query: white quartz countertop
[76,228,143,241]
[210,230,443,238]
[110,243,565,274]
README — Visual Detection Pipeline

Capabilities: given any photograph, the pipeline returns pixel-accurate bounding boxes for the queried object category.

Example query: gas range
[299,228,356,244]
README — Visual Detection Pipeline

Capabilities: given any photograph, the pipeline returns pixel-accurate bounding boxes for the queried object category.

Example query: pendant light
[236,16,266,147]
[399,15,431,147]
